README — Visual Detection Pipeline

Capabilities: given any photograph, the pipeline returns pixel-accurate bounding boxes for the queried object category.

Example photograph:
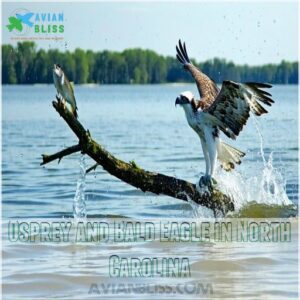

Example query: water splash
[215,151,291,212]
[189,118,292,217]
[177,189,213,218]
[73,155,87,220]
[187,196,214,218]
[253,117,266,165]
[215,118,291,211]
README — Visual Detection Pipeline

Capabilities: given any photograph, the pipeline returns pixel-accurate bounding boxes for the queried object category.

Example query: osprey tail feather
[217,141,245,171]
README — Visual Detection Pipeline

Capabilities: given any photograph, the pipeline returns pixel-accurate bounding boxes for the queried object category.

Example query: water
[2,84,298,299]
[2,84,298,219]
[73,155,87,220]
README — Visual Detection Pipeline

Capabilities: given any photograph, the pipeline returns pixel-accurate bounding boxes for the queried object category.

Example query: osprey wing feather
[176,40,219,110]
[175,39,275,187]
[205,81,274,139]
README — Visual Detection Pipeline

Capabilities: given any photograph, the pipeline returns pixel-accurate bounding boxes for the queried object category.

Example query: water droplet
[73,155,87,220]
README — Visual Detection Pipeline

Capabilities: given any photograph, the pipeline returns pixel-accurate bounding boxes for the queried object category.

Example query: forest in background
[2,42,298,84]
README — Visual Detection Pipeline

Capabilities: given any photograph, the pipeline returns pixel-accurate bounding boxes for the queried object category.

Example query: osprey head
[175,91,195,107]
[53,64,63,77]
[53,64,65,86]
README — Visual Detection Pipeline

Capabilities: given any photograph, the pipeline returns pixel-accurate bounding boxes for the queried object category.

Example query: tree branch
[40,144,82,165]
[86,163,99,174]
[41,99,235,216]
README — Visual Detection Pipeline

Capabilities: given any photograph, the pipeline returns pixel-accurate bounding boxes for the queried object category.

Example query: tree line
[2,42,298,84]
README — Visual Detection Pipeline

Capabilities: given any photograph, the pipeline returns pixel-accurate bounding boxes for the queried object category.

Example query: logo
[6,8,64,39]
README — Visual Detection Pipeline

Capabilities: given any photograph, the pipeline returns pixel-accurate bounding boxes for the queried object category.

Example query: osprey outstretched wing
[176,39,219,110]
[204,81,274,139]
[175,39,274,188]
[176,40,274,139]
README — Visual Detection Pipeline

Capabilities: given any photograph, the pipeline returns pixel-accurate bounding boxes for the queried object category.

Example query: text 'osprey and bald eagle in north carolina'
[175,40,274,189]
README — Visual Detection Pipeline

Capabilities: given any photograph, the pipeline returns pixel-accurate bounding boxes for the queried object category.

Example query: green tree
[14,42,36,83]
[86,50,96,83]
[33,49,49,83]
[1,42,298,85]
[73,48,88,84]
[2,44,17,84]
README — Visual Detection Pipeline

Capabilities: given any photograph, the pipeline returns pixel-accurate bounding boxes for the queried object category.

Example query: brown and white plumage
[53,64,78,119]
[176,39,219,110]
[175,40,274,188]
[204,80,273,139]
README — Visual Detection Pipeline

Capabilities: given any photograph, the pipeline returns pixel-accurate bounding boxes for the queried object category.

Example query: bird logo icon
[6,11,34,33]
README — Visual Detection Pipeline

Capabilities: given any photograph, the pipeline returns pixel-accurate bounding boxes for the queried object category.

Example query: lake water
[2,84,299,299]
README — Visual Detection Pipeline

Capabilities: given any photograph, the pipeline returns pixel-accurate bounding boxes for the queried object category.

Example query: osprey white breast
[175,39,274,189]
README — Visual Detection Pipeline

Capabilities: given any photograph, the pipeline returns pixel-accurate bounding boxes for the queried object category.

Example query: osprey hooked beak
[175,95,190,106]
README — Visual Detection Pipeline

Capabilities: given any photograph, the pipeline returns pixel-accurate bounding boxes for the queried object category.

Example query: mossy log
[41,98,235,216]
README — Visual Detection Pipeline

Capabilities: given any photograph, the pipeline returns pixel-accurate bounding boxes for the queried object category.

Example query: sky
[2,1,298,65]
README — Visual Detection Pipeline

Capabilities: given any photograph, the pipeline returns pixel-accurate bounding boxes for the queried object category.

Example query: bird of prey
[53,64,78,118]
[175,40,274,188]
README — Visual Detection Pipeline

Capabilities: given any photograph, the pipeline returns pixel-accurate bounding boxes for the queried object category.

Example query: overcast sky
[2,1,298,65]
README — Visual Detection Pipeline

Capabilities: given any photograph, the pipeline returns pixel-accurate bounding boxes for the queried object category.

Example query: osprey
[175,40,274,188]
[53,64,78,119]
